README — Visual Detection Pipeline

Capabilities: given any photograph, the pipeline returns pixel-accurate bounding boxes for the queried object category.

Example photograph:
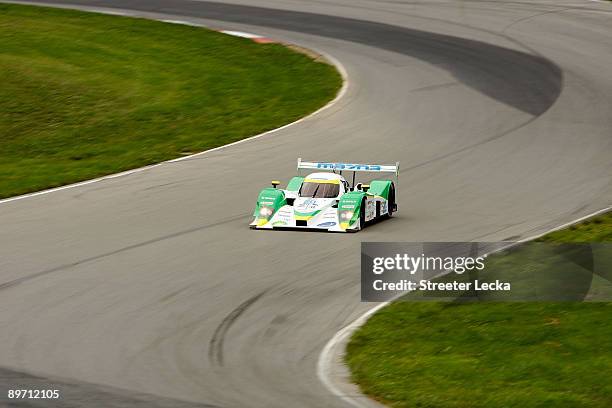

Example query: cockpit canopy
[298,173,346,198]
[299,181,340,198]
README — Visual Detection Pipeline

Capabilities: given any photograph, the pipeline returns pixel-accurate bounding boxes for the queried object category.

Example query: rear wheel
[387,183,396,217]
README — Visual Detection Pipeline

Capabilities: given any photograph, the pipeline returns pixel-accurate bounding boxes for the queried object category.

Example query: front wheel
[359,197,366,230]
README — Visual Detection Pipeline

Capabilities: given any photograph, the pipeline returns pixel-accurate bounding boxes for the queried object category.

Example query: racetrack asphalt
[0,0,611,407]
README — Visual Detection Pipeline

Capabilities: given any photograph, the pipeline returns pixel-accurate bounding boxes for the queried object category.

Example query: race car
[250,159,399,232]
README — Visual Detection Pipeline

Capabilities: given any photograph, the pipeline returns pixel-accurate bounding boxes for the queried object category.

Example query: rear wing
[297,158,399,177]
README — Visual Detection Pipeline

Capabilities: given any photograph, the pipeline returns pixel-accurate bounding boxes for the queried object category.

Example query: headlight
[259,207,273,217]
[340,211,354,220]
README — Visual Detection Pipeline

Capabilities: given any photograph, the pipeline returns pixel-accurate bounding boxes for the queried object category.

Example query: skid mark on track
[0,213,250,292]
[208,290,267,367]
[502,6,576,33]
[400,113,540,173]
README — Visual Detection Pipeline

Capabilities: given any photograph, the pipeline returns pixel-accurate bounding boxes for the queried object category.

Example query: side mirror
[271,180,281,188]
[362,184,370,192]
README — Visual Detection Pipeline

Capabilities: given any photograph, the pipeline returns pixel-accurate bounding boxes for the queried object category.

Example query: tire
[387,183,396,217]
[359,197,366,230]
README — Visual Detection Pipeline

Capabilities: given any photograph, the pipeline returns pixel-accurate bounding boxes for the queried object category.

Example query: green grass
[347,212,612,407]
[347,302,612,408]
[537,212,612,243]
[0,4,342,198]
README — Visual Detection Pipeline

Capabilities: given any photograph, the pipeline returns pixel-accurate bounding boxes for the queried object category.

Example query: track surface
[1,0,611,407]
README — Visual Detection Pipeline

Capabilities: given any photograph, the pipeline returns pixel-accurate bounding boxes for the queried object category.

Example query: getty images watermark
[361,242,612,302]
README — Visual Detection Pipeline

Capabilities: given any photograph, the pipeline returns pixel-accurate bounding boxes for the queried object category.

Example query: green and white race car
[250,159,399,232]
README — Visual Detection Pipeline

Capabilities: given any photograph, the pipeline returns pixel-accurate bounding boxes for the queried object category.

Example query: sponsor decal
[272,221,288,226]
[303,198,318,209]
[316,162,381,171]
[317,222,336,227]
[366,201,376,221]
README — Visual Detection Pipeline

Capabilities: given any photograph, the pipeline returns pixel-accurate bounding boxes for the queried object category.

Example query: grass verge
[0,4,342,198]
[346,211,612,408]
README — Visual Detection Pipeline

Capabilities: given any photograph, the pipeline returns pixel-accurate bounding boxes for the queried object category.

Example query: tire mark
[208,290,267,367]
[0,213,250,292]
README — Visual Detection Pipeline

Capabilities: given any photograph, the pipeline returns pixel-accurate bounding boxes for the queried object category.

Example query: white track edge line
[220,30,263,39]
[317,203,612,408]
[160,19,202,27]
[0,4,349,205]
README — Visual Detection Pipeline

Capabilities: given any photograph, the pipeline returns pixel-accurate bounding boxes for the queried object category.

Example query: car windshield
[299,182,340,198]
